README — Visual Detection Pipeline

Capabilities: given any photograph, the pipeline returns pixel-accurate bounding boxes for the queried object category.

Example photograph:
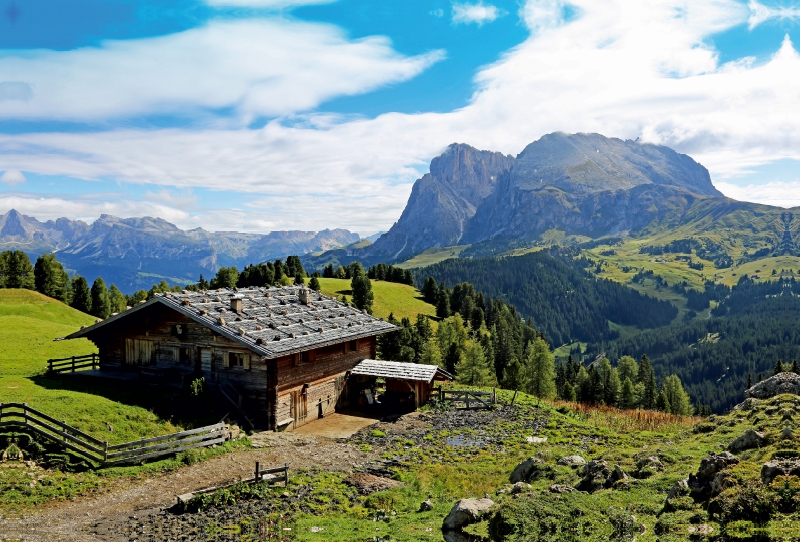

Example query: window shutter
[223,352,230,368]
[244,355,251,370]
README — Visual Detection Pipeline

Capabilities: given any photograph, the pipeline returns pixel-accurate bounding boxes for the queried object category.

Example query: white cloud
[748,0,800,30]
[205,0,335,7]
[716,180,800,208]
[0,170,26,186]
[0,19,444,122]
[8,0,800,233]
[452,1,506,25]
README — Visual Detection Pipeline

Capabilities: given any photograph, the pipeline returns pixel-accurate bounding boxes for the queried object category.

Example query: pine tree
[351,273,374,314]
[561,381,577,402]
[90,277,110,319]
[71,276,92,314]
[524,336,556,399]
[747,372,753,389]
[599,358,620,407]
[638,354,656,409]
[758,372,763,383]
[309,276,321,291]
[422,277,439,304]
[323,264,334,278]
[455,341,496,386]
[620,377,636,409]
[436,289,450,319]
[294,272,305,285]
[502,357,524,391]
[617,355,638,384]
[108,284,127,314]
[656,389,671,413]
[34,252,68,300]
[774,359,784,376]
[0,250,35,289]
[198,274,210,290]
[662,374,692,415]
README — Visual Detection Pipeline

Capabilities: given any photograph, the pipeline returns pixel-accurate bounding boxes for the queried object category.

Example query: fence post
[439,387,444,402]
[284,463,288,485]
[254,461,260,483]
[104,441,108,464]
[493,388,496,405]
[23,403,27,426]
[71,356,75,373]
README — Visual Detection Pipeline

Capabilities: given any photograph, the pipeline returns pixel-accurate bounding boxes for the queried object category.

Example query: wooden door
[124,339,154,366]
[199,348,212,372]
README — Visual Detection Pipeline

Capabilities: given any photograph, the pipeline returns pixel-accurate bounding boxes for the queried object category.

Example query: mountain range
[0,210,359,290]
[362,132,799,264]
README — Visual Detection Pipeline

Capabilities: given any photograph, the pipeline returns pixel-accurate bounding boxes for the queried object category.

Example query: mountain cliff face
[367,143,514,262]
[363,132,735,262]
[0,210,359,290]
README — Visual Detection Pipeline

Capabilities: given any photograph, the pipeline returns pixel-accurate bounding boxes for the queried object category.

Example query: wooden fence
[177,462,289,505]
[0,402,227,466]
[47,353,99,374]
[431,388,496,410]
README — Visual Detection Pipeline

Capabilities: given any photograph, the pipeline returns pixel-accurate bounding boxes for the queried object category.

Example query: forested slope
[416,249,677,346]
[585,277,800,412]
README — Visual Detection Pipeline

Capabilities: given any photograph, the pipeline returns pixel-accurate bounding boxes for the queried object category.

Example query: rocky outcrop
[442,498,495,530]
[509,457,543,483]
[728,429,767,452]
[557,455,586,467]
[745,372,800,400]
[366,143,514,262]
[688,452,739,496]
[761,459,800,484]
[575,460,629,492]
[635,456,665,478]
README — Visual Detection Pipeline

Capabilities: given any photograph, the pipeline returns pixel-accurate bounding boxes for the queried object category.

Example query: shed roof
[62,286,398,359]
[351,359,453,383]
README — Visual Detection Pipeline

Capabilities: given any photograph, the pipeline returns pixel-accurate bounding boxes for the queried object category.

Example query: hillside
[88,377,800,540]
[0,289,183,443]
[414,249,677,346]
[315,278,435,321]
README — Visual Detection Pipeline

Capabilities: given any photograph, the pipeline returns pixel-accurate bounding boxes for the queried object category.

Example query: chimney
[298,288,311,305]
[230,297,243,313]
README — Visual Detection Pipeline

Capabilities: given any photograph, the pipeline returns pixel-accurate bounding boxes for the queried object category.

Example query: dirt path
[0,431,380,542]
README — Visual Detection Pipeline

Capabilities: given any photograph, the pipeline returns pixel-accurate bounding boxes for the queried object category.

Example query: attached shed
[350,359,453,409]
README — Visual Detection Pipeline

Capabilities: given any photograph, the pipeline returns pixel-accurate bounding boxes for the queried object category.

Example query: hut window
[301,350,313,363]
[227,352,248,369]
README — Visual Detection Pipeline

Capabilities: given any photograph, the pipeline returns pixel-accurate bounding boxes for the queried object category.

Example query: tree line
[378,271,694,415]
[585,275,800,412]
[415,248,678,346]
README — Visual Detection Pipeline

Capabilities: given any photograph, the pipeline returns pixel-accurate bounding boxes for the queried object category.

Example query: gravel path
[0,432,379,542]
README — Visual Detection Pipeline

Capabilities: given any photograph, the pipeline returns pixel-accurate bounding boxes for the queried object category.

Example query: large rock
[761,459,800,484]
[442,498,495,530]
[635,456,664,478]
[728,429,767,452]
[745,372,800,400]
[666,478,689,501]
[509,457,543,483]
[576,460,612,492]
[557,455,586,467]
[688,452,739,496]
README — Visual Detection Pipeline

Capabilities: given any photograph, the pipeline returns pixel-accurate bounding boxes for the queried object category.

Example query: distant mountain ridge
[0,209,360,290]
[361,132,797,264]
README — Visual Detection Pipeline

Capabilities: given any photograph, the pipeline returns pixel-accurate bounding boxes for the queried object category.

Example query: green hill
[0,289,181,443]
[315,278,435,321]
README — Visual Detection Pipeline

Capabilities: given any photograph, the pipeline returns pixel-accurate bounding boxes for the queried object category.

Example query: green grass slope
[315,278,435,321]
[0,289,181,443]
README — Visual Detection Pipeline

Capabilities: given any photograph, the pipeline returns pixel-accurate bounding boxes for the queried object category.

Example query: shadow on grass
[29,373,227,429]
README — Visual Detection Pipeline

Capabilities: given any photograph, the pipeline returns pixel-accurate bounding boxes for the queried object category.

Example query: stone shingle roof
[351,359,453,382]
[63,285,398,358]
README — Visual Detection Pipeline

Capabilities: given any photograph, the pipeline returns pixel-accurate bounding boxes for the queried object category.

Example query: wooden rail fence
[431,388,496,410]
[0,402,227,466]
[177,462,289,505]
[47,353,99,374]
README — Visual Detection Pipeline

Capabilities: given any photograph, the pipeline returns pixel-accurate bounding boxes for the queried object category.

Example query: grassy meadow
[315,278,435,321]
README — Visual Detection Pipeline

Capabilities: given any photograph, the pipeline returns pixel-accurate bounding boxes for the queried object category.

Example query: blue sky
[2,0,800,234]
